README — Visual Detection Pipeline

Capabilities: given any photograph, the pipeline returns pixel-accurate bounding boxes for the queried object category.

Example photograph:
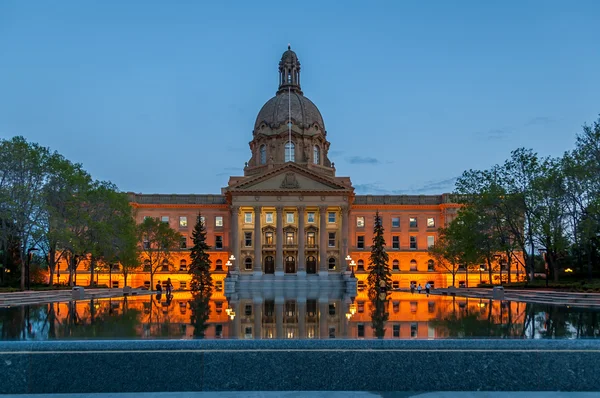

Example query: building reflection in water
[2,289,600,340]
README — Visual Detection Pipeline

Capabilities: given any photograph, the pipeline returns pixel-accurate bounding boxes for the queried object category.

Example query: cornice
[350,204,445,210]
[132,204,229,209]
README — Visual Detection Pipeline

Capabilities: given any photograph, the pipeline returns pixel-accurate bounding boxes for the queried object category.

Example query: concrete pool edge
[2,340,600,393]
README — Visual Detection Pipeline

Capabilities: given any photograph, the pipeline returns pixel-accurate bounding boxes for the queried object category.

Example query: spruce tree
[367,210,391,338]
[189,212,212,294]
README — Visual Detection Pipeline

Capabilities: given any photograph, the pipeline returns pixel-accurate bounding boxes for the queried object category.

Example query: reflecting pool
[1,290,599,340]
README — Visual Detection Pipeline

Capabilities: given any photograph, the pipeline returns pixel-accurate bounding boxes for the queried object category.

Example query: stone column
[297,297,306,338]
[275,296,284,339]
[253,297,263,339]
[253,206,262,275]
[319,206,328,274]
[231,206,240,272]
[318,298,329,339]
[275,207,284,275]
[297,206,306,276]
[341,205,349,272]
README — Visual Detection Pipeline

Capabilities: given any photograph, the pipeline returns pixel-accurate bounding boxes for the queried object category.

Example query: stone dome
[254,91,325,132]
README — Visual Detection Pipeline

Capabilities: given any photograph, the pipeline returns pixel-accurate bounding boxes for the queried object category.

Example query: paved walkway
[2,392,600,397]
[0,288,152,307]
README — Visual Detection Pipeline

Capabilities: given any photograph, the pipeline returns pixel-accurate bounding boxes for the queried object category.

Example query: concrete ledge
[1,340,600,393]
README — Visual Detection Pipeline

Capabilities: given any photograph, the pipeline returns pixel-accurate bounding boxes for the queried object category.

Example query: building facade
[54,47,521,290]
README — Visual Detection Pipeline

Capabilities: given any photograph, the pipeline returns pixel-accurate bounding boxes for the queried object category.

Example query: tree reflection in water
[2,293,600,340]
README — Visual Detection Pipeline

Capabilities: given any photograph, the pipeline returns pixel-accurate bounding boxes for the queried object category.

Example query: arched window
[357,259,365,271]
[259,145,267,164]
[161,259,169,271]
[144,259,151,272]
[427,259,435,271]
[313,145,320,164]
[284,142,295,162]
[179,259,187,271]
[410,259,417,271]
[328,257,336,270]
[245,257,253,271]
[392,259,399,270]
[287,72,292,83]
[216,259,223,271]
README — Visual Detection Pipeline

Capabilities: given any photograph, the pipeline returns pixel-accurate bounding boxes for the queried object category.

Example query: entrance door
[285,256,296,274]
[306,256,317,274]
[264,256,275,274]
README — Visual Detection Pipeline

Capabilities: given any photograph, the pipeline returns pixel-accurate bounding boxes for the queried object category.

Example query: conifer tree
[367,211,391,337]
[189,213,212,294]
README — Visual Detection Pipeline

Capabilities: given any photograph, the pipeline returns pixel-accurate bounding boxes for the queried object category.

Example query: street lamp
[349,260,356,277]
[345,255,352,272]
[26,247,39,290]
[538,248,548,287]
[226,255,235,277]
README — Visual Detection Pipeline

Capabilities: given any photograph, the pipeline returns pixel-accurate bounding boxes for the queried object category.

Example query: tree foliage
[367,211,390,337]
[137,217,181,289]
[189,213,212,294]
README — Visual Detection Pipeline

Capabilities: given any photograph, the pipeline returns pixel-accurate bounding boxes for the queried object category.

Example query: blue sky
[1,0,599,195]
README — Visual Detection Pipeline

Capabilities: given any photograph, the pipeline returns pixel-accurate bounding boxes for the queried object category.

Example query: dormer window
[259,145,266,164]
[284,142,295,162]
[313,145,320,165]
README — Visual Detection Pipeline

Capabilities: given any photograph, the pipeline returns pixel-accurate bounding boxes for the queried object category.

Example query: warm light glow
[565,268,573,273]
[349,304,356,315]
[225,260,232,267]
[228,310,236,320]
[345,255,351,261]
[345,313,352,320]
[225,308,232,315]
[350,260,356,267]
[229,255,236,261]
[480,267,485,271]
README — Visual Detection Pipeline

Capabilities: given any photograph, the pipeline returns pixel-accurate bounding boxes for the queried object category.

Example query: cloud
[525,116,555,127]
[476,128,511,141]
[353,176,459,195]
[346,156,380,165]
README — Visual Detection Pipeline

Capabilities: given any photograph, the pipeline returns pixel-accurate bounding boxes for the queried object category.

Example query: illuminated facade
[54,46,522,289]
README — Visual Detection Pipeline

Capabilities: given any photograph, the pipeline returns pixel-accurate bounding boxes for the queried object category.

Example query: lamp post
[479,266,485,284]
[538,248,548,287]
[493,254,502,285]
[345,255,352,272]
[226,254,235,277]
[349,260,356,278]
[26,247,39,291]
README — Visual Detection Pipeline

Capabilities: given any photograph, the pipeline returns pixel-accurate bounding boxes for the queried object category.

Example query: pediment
[229,164,350,192]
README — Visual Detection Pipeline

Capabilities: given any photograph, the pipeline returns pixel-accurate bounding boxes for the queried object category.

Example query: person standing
[410,282,415,294]
[425,282,431,296]
[166,278,172,295]
[417,284,422,294]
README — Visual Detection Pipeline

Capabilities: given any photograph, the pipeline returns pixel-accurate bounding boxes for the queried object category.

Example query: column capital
[319,205,328,213]
[253,206,261,213]
[297,205,306,212]
[231,205,240,212]
[276,206,284,214]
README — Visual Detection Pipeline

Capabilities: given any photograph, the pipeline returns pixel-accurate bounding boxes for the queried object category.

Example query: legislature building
[55,46,520,292]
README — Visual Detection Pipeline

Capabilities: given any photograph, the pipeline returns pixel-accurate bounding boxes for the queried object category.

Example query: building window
[286,232,294,245]
[357,236,365,249]
[328,257,336,270]
[393,324,400,338]
[357,260,365,271]
[143,236,150,250]
[215,236,223,249]
[265,212,273,223]
[427,236,435,248]
[179,216,187,227]
[307,232,315,247]
[392,236,399,249]
[427,217,435,228]
[265,232,273,245]
[328,212,336,223]
[392,260,399,270]
[245,257,253,270]
[392,217,400,228]
[410,236,417,250]
[260,144,267,164]
[215,216,223,227]
[313,145,320,164]
[428,301,435,313]
[409,217,418,228]
[411,323,418,338]
[143,260,151,272]
[216,259,223,271]
[284,142,295,162]
[215,281,223,292]
[180,236,187,249]
[161,216,169,223]
[356,216,364,227]
[197,215,205,225]
[480,263,487,271]
[161,260,169,272]
[180,281,187,290]
[179,259,187,271]
[307,212,315,223]
[410,301,417,313]
[328,232,336,247]
[410,259,417,271]
[357,280,365,291]
[286,212,294,223]
[244,212,252,223]
[245,232,252,247]
[428,259,435,271]
[357,324,365,338]
[392,281,399,289]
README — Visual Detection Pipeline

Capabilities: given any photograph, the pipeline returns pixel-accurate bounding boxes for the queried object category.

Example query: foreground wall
[1,340,599,393]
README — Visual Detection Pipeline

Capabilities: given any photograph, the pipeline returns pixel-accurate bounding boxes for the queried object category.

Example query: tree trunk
[89,255,95,287]
[529,238,535,282]
[451,271,456,287]
[123,272,128,287]
[507,254,512,284]
[19,247,25,291]
[487,258,493,284]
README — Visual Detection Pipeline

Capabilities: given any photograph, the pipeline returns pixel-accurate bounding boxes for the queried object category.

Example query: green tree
[367,211,390,338]
[428,227,463,287]
[189,213,212,294]
[137,217,181,289]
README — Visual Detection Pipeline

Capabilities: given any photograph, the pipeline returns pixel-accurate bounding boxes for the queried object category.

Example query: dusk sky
[1,1,599,195]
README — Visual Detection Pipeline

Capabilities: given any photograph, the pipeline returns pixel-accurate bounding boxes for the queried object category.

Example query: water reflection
[1,291,599,340]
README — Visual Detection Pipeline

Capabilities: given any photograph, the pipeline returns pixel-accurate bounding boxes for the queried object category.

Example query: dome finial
[288,43,291,50]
